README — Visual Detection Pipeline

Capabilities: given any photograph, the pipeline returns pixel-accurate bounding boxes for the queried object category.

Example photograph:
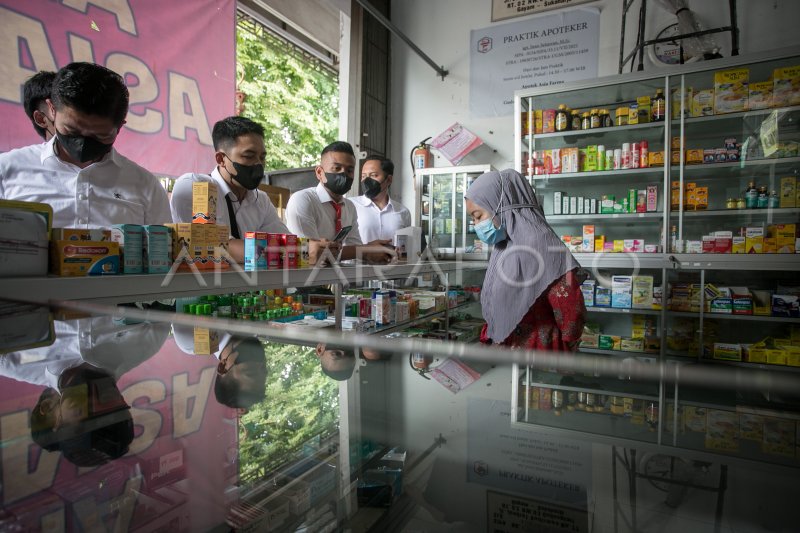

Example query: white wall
[389,0,800,217]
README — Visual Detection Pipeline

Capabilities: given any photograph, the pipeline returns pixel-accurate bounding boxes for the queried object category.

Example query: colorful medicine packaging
[143,225,172,274]
[192,181,217,224]
[244,231,268,271]
[111,224,143,274]
[50,240,120,276]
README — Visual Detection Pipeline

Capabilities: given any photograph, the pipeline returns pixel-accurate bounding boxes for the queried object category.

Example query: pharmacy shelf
[668,253,800,271]
[573,253,666,270]
[525,378,659,402]
[530,166,664,183]
[667,310,799,324]
[522,121,665,142]
[586,307,662,316]
[579,347,659,359]
[683,105,800,126]
[681,208,800,219]
[0,261,489,305]
[698,358,800,374]
[368,301,473,336]
[546,212,662,222]
[674,157,800,178]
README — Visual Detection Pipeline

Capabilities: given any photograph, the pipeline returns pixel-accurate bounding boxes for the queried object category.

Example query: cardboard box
[752,289,773,315]
[648,151,664,166]
[111,224,143,274]
[636,96,651,123]
[561,147,579,173]
[764,237,777,254]
[594,235,605,252]
[143,225,171,274]
[772,65,800,107]
[257,184,291,221]
[52,228,111,241]
[595,286,611,307]
[691,89,714,117]
[628,103,639,125]
[50,240,120,276]
[542,109,556,133]
[553,191,563,215]
[611,275,632,309]
[582,225,595,253]
[772,294,800,317]
[282,234,298,269]
[191,182,217,224]
[166,223,207,270]
[732,236,746,254]
[685,149,704,165]
[714,68,749,114]
[244,231,268,271]
[780,177,797,208]
[746,236,764,254]
[266,233,282,270]
[636,189,647,213]
[580,280,595,307]
[193,326,219,356]
[749,80,773,110]
[671,86,693,118]
[0,201,51,277]
[632,275,654,309]
[713,343,741,361]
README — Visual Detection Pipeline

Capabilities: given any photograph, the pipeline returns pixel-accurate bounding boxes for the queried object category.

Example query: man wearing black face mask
[353,156,411,242]
[169,116,288,263]
[0,62,171,228]
[286,141,395,265]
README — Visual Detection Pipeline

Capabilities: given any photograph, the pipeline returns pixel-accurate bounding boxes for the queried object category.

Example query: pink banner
[0,0,236,177]
[0,338,237,531]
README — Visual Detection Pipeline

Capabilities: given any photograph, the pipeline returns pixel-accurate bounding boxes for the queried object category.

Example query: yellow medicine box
[50,240,120,276]
[691,89,714,117]
[749,81,773,110]
[780,177,796,208]
[773,65,800,107]
[714,68,749,114]
[192,182,218,224]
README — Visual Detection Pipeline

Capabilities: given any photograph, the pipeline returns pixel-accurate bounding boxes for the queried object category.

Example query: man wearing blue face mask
[0,62,171,228]
[286,141,395,265]
[170,116,288,263]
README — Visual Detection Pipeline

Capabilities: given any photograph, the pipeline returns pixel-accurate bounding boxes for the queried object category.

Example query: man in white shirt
[170,116,288,263]
[286,141,394,264]
[353,156,411,242]
[0,62,171,228]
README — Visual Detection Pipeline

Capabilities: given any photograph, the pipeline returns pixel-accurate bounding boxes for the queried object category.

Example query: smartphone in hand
[333,225,352,243]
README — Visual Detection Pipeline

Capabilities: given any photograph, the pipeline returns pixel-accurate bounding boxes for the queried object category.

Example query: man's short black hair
[23,71,56,139]
[321,141,354,158]
[51,62,129,126]
[212,116,265,151]
[30,365,133,467]
[363,155,394,176]
[214,337,267,409]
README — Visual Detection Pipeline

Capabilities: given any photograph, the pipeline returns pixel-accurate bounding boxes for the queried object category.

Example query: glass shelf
[522,121,665,142]
[586,307,662,316]
[547,211,663,221]
[531,166,664,182]
[680,207,800,218]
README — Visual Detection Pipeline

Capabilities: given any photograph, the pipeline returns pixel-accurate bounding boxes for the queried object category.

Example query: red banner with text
[0,0,236,176]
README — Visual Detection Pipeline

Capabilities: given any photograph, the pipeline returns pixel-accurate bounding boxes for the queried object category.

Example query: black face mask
[225,156,264,191]
[362,177,385,200]
[324,172,354,195]
[56,131,113,163]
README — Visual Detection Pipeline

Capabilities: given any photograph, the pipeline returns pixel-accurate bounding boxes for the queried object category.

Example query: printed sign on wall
[471,7,599,117]
[467,398,591,509]
[492,0,598,22]
[0,0,236,176]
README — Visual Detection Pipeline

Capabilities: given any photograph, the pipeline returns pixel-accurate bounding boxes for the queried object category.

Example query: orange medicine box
[50,240,120,276]
[166,223,207,269]
[192,181,217,224]
[582,225,595,252]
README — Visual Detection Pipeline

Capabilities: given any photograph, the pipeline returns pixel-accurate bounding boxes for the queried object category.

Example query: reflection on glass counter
[1,286,800,532]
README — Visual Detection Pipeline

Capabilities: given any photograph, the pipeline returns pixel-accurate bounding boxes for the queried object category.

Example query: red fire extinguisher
[410,137,432,173]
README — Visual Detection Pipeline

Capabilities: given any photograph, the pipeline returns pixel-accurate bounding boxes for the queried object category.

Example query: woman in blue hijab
[465,169,586,350]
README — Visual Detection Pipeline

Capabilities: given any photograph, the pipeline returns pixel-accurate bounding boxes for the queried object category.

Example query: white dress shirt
[353,195,412,242]
[0,317,169,388]
[0,137,172,228]
[285,182,362,245]
[169,167,288,237]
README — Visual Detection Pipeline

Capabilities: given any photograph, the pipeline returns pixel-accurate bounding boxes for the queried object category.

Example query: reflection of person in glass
[214,337,267,412]
[31,363,132,466]
[172,327,267,412]
[0,317,169,466]
[316,343,356,381]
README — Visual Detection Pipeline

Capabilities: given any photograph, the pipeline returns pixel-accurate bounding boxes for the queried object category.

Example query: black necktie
[224,194,241,239]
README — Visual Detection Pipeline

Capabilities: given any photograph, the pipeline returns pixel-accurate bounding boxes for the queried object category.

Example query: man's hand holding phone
[308,239,342,266]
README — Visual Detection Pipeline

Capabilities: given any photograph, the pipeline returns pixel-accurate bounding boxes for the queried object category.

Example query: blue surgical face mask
[475,216,506,244]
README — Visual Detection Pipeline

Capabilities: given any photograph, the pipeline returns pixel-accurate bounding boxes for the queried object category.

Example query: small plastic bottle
[768,190,780,209]
[652,89,666,121]
[745,181,758,209]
